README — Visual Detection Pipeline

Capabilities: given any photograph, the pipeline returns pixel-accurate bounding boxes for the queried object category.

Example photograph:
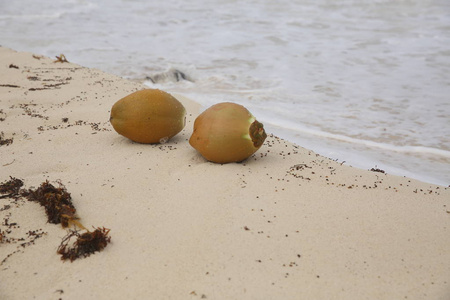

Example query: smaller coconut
[110,89,186,144]
[189,102,267,163]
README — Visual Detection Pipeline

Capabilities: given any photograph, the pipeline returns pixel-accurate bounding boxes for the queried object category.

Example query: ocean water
[1,0,449,186]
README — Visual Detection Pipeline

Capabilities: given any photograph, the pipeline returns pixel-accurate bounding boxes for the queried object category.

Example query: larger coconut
[110,89,186,144]
[189,102,267,163]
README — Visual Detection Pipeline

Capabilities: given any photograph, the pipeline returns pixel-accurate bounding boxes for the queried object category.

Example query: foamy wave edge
[265,120,450,158]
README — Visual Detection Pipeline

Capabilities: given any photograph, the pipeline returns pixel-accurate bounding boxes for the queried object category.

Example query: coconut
[110,89,186,144]
[189,102,267,163]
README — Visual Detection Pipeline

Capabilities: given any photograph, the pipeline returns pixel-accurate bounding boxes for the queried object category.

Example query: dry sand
[0,46,449,299]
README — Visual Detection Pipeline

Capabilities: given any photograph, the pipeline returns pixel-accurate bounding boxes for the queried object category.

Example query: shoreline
[138,84,450,188]
[264,122,450,187]
[1,47,449,299]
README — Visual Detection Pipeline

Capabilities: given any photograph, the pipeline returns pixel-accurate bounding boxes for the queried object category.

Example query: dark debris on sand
[0,177,24,199]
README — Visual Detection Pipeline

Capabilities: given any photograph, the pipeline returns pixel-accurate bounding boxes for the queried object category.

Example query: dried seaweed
[0,177,23,199]
[57,227,111,262]
[21,181,83,228]
[54,54,69,63]
[370,167,385,174]
[1,178,111,262]
[0,84,20,88]
[28,82,69,91]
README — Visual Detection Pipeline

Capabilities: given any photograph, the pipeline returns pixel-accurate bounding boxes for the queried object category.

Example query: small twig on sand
[2,159,15,167]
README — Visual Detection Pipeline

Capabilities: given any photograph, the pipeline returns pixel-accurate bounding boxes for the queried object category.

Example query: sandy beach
[1,47,449,299]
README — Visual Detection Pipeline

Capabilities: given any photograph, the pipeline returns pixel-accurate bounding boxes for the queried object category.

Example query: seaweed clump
[0,177,23,199]
[22,181,82,228]
[1,178,111,262]
[21,180,111,261]
[57,227,111,262]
